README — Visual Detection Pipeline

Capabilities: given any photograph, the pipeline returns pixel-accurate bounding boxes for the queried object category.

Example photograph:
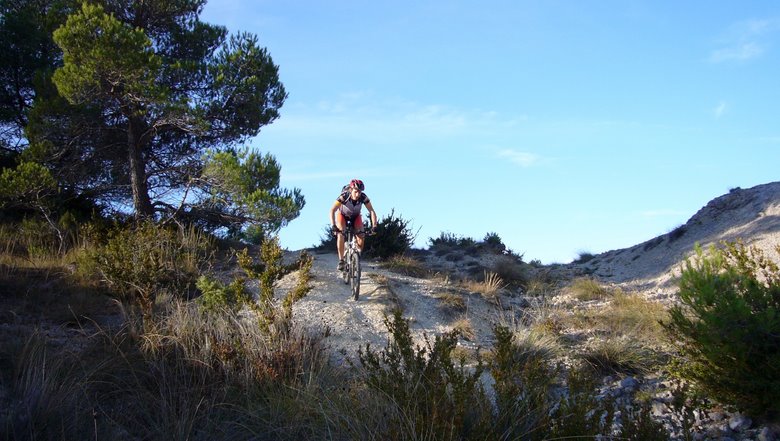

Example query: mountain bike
[337,219,372,301]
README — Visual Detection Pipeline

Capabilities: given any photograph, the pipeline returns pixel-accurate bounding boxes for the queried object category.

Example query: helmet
[350,179,365,191]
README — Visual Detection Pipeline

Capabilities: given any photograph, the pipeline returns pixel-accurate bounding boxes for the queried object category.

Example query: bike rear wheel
[350,251,361,300]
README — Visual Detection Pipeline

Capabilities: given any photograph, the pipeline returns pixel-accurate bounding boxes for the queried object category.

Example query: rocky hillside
[571,182,780,301]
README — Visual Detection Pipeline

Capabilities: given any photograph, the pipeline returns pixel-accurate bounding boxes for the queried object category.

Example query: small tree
[664,242,780,421]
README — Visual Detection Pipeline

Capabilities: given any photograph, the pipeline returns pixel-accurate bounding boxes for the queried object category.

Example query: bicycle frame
[340,219,370,300]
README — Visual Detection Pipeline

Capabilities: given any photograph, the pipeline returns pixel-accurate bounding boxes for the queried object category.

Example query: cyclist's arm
[364,200,378,227]
[330,201,342,228]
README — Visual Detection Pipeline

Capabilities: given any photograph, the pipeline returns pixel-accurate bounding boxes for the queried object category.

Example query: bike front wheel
[350,252,361,300]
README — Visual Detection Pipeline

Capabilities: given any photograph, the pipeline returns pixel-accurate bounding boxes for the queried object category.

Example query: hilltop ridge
[572,182,780,300]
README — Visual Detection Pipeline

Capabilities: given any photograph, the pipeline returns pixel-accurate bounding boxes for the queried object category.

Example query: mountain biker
[330,178,378,271]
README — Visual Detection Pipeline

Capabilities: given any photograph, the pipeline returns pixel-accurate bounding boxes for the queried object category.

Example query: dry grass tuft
[380,254,430,278]
[461,271,505,298]
[435,290,467,312]
[524,277,556,298]
[451,317,475,341]
[569,277,611,301]
[581,336,662,376]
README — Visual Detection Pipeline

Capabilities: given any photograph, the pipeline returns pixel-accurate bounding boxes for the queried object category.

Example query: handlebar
[332,222,376,237]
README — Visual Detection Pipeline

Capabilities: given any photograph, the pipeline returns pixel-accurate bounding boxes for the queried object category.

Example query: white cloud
[273,95,525,145]
[497,149,540,167]
[714,101,727,118]
[709,42,764,62]
[709,18,780,63]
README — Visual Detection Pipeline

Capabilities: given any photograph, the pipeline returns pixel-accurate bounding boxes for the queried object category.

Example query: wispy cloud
[709,18,780,63]
[497,149,540,167]
[709,42,764,62]
[714,101,727,118]
[274,94,527,144]
[756,136,780,143]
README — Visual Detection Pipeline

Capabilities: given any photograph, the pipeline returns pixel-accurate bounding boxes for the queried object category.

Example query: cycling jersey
[336,191,370,218]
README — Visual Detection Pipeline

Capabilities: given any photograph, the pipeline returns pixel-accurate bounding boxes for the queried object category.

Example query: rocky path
[279,250,512,365]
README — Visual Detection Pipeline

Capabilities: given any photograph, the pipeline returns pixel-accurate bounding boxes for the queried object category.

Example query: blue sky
[201,1,780,264]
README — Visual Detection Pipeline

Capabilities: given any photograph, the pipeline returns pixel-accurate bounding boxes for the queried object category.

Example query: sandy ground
[277,250,522,366]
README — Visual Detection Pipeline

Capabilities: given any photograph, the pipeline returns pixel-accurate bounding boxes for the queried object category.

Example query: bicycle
[336,219,372,301]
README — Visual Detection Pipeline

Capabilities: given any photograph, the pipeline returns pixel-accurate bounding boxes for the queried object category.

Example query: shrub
[317,209,415,260]
[668,224,687,242]
[355,309,492,440]
[664,242,780,421]
[491,325,558,439]
[281,250,313,318]
[428,231,461,248]
[428,231,477,251]
[196,276,252,313]
[491,254,528,288]
[573,251,596,264]
[80,222,215,318]
[482,232,506,253]
[363,209,416,259]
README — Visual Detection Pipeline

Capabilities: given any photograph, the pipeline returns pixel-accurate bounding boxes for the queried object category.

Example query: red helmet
[350,179,365,191]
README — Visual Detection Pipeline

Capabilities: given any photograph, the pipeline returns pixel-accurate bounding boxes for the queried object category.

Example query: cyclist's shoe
[337,259,345,271]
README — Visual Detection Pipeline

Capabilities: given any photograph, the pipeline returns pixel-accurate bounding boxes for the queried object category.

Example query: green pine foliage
[664,241,780,421]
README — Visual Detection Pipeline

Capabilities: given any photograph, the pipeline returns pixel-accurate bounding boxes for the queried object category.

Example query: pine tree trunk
[127,117,153,218]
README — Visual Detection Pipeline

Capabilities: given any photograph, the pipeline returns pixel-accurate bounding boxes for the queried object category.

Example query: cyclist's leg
[335,211,347,261]
[354,214,365,251]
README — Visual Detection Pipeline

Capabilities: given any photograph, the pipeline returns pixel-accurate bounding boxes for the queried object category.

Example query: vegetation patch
[664,242,780,421]
[569,277,612,301]
[380,254,430,278]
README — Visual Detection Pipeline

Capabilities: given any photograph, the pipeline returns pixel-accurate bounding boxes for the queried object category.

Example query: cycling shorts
[336,211,363,232]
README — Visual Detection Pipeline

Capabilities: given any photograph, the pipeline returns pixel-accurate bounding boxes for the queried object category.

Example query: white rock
[729,414,752,431]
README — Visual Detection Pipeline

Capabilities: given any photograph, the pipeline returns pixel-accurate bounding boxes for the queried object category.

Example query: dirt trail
[278,250,512,365]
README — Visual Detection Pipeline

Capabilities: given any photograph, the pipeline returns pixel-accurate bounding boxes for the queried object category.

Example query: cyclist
[330,178,378,271]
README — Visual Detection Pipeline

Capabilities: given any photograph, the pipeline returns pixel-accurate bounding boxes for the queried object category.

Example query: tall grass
[2,334,97,440]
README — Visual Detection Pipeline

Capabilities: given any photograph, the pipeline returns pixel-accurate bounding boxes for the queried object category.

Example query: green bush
[491,325,558,439]
[80,222,215,317]
[363,209,416,259]
[317,209,415,260]
[355,309,492,440]
[491,254,528,288]
[482,232,506,253]
[428,231,476,250]
[428,231,460,248]
[664,242,780,421]
[196,276,252,313]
